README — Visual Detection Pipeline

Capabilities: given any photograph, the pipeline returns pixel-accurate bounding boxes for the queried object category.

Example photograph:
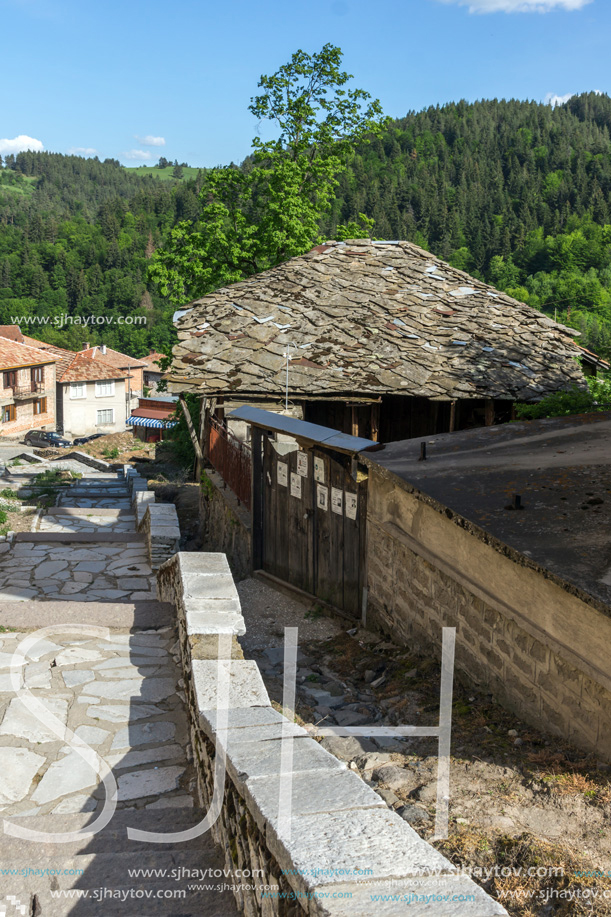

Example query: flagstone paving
[0,461,235,915]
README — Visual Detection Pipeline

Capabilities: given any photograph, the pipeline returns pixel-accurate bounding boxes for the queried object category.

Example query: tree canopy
[149,44,386,303]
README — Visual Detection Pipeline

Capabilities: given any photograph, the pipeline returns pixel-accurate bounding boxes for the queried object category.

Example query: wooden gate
[256,434,367,618]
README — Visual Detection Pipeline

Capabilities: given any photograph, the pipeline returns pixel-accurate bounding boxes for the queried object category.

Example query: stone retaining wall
[200,469,252,580]
[138,503,180,570]
[364,463,611,761]
[158,551,506,917]
[58,451,112,472]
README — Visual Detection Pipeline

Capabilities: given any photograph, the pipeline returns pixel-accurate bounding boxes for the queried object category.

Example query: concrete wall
[200,469,252,580]
[60,378,127,437]
[365,464,611,760]
[158,551,505,917]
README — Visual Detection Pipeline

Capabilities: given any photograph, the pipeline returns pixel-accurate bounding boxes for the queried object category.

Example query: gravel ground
[237,575,611,917]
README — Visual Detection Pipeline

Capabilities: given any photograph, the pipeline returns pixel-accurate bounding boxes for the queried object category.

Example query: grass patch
[435,828,611,915]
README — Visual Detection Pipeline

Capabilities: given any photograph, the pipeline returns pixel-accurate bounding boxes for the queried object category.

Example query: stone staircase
[0,463,237,916]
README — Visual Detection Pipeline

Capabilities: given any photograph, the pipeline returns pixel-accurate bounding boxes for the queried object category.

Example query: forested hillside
[326,92,611,358]
[2,92,611,360]
[0,153,203,355]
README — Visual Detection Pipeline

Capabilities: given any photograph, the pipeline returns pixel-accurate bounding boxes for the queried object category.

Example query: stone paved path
[0,462,235,916]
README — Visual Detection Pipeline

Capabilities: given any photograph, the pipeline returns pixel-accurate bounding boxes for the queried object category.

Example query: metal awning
[126,416,177,429]
[228,405,376,454]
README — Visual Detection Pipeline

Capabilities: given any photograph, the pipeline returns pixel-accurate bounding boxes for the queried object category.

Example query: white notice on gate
[314,456,325,484]
[277,462,288,487]
[317,483,328,511]
[297,452,308,477]
[331,487,343,515]
[345,492,358,520]
[290,472,302,499]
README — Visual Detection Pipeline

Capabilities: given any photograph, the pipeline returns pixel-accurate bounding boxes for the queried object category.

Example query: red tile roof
[0,325,25,343]
[144,351,167,370]
[81,346,147,369]
[58,351,127,383]
[0,338,58,371]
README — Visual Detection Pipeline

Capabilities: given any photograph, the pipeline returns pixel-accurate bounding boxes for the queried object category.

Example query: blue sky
[0,0,607,167]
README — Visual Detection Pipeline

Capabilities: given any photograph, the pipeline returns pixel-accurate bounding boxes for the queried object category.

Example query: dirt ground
[237,576,611,917]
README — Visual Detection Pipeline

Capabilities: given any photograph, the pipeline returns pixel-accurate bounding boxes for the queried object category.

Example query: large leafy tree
[149,44,386,303]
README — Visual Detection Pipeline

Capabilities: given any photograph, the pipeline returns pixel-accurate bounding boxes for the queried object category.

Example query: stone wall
[365,463,611,761]
[138,503,180,570]
[158,550,505,917]
[59,451,112,472]
[200,469,252,580]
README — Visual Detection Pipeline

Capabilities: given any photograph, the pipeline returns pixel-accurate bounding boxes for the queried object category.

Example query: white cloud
[545,92,574,106]
[545,89,603,106]
[0,134,44,155]
[124,149,152,161]
[436,0,592,12]
[135,135,166,147]
[68,146,99,156]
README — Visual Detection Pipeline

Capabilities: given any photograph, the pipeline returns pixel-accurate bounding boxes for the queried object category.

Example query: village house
[0,337,57,437]
[142,350,168,393]
[53,349,129,437]
[166,239,588,443]
[0,328,150,438]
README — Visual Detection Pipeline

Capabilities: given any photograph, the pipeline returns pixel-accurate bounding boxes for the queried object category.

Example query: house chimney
[82,342,90,351]
[101,344,107,355]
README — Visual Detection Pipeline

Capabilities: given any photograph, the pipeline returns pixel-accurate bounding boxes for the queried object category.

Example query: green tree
[150,44,386,303]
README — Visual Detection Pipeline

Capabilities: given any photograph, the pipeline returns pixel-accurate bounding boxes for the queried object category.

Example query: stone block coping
[159,551,508,917]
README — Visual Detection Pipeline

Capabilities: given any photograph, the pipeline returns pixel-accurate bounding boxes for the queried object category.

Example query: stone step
[46,508,135,517]
[15,533,143,544]
[0,600,173,629]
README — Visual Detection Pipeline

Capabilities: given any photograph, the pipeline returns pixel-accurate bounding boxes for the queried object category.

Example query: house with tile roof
[0,337,57,437]
[0,329,132,438]
[55,349,129,436]
[167,239,589,442]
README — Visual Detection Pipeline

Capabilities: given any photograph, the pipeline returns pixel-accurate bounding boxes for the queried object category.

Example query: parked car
[23,430,71,449]
[73,433,104,446]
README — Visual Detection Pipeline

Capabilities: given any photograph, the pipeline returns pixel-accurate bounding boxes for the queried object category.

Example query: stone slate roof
[167,240,586,402]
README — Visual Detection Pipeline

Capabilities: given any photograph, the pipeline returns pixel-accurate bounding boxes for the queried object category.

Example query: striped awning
[126,416,177,429]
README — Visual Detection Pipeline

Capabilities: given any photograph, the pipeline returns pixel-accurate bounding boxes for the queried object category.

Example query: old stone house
[166,239,587,442]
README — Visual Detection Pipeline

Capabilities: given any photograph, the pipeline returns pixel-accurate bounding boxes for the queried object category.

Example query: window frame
[95,380,115,398]
[96,408,115,426]
[2,404,16,423]
[69,382,86,400]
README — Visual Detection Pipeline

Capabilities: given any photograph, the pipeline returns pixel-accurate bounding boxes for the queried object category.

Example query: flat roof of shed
[362,412,611,609]
[229,405,377,454]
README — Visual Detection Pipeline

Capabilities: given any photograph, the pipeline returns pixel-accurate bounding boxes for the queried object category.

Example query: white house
[55,350,128,437]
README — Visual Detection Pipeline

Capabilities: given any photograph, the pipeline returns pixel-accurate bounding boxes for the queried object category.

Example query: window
[3,371,16,390]
[95,380,115,397]
[33,398,47,415]
[70,383,86,399]
[97,409,114,425]
[31,367,44,384]
[2,404,16,423]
